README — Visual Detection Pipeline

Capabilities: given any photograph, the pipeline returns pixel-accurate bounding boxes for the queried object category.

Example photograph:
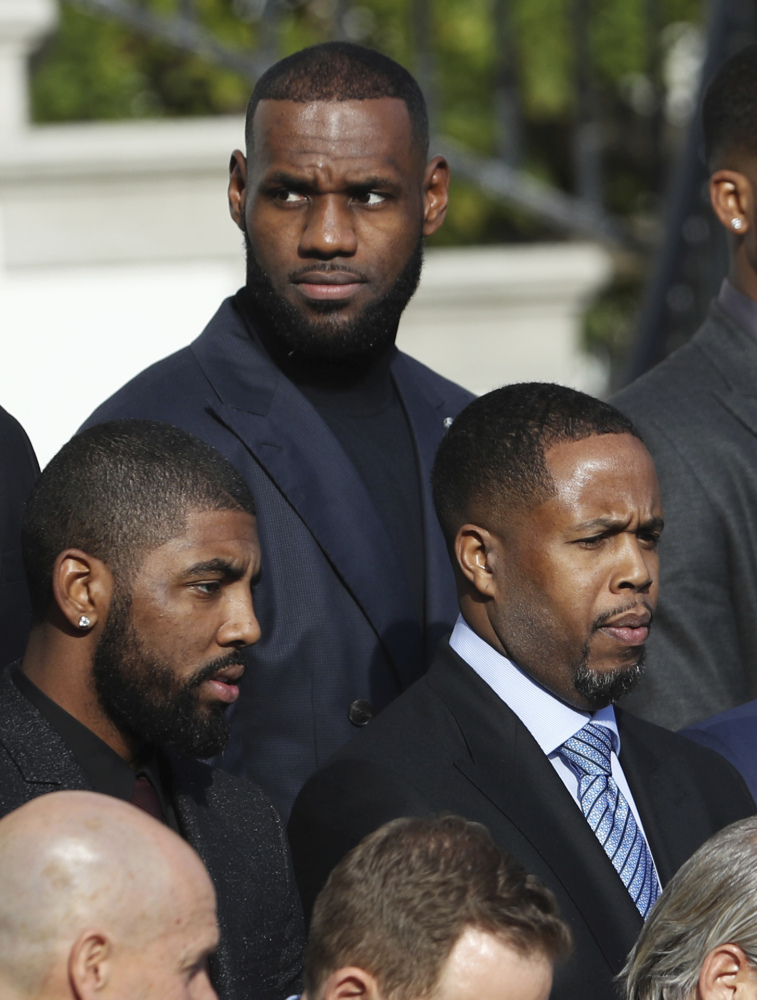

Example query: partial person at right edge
[0,404,39,669]
[612,44,757,730]
[621,817,757,1000]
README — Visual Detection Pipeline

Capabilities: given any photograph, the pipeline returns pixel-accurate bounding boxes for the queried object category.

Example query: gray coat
[0,669,304,1000]
[612,301,757,729]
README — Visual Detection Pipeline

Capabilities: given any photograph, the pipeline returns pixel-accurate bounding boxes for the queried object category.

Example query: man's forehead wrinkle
[263,141,408,175]
[252,98,417,174]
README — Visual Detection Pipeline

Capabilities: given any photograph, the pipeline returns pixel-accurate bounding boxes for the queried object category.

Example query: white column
[0,0,58,134]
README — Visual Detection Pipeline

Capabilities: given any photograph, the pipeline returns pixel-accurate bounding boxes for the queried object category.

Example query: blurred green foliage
[30,0,699,242]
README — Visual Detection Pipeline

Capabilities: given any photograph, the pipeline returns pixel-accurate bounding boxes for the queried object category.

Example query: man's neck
[235,286,397,389]
[21,628,142,766]
[729,255,757,303]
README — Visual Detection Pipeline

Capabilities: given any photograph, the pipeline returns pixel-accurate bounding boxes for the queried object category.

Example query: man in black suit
[289,383,755,1000]
[612,45,757,730]
[5,420,303,1000]
[83,42,474,820]
[0,404,39,668]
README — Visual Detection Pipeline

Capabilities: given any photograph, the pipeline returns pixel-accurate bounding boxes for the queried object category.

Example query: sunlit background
[1,0,754,464]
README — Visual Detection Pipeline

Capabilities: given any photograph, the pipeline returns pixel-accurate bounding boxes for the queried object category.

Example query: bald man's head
[0,791,218,1000]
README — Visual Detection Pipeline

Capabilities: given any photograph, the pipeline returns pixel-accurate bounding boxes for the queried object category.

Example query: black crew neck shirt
[235,291,426,624]
[12,665,178,831]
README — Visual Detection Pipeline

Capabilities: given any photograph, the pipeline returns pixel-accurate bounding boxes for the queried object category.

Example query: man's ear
[51,549,113,633]
[422,155,450,237]
[69,931,111,999]
[320,966,382,1000]
[710,169,753,235]
[698,943,756,999]
[228,149,248,232]
[455,524,500,599]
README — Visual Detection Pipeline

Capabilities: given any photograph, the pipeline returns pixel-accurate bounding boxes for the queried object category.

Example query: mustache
[288,263,370,282]
[188,650,247,689]
[591,600,655,631]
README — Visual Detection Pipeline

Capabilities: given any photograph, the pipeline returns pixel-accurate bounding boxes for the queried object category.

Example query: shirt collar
[449,616,620,756]
[718,278,757,338]
[12,666,172,814]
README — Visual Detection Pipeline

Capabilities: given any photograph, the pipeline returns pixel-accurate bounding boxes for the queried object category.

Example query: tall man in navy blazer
[83,42,474,820]
[288,384,756,1000]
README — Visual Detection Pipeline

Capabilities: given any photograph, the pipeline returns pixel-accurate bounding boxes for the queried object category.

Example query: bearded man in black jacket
[1,419,303,1000]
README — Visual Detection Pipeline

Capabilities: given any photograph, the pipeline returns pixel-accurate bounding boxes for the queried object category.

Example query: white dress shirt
[449,615,660,874]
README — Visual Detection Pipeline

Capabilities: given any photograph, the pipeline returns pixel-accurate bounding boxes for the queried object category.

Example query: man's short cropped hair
[703,44,757,168]
[432,382,640,545]
[304,815,571,1000]
[620,817,757,1000]
[22,419,256,621]
[245,42,429,155]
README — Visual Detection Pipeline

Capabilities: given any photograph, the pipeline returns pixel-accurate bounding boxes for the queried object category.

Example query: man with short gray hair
[621,816,757,1000]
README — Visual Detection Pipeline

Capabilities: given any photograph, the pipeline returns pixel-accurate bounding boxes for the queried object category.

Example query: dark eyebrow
[184,558,245,581]
[347,176,403,195]
[575,516,665,534]
[262,171,312,192]
[262,171,402,196]
[642,516,665,533]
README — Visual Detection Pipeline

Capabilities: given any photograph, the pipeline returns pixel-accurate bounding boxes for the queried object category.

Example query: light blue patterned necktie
[558,721,660,918]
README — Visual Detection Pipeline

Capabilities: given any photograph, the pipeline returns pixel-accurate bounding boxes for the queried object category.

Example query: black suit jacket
[288,642,756,1000]
[83,294,474,818]
[612,302,757,729]
[0,670,304,1000]
[0,406,39,669]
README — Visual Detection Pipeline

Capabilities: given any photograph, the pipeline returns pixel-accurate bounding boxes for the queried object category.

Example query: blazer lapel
[694,303,757,435]
[192,302,423,687]
[617,710,706,887]
[428,648,643,971]
[391,355,463,660]
[711,390,757,442]
[0,670,91,790]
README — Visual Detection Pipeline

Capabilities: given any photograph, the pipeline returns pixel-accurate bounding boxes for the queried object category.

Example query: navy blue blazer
[83,294,474,818]
[0,405,39,669]
[681,700,757,802]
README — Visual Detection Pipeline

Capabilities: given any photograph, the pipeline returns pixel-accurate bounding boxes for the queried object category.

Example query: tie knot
[560,721,614,777]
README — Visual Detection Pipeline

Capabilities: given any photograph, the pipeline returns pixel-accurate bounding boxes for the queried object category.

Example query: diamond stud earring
[732,218,744,230]
[77,615,91,629]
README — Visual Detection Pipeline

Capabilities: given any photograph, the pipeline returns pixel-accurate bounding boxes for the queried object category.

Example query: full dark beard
[93,589,240,758]
[243,230,424,363]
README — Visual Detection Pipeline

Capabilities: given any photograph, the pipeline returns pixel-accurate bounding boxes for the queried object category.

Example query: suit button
[348,700,373,727]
